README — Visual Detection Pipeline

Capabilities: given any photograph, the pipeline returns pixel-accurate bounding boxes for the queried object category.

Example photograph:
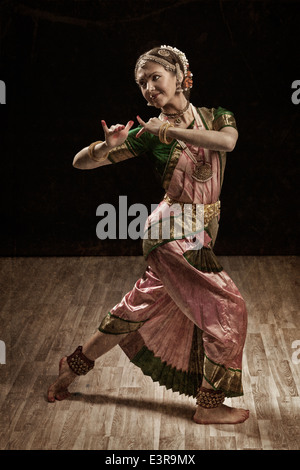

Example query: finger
[108,124,124,134]
[136,115,146,126]
[135,127,146,138]
[125,120,135,131]
[113,125,125,133]
[101,120,109,133]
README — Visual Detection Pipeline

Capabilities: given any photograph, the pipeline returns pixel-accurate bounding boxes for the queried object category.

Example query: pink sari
[99,106,247,397]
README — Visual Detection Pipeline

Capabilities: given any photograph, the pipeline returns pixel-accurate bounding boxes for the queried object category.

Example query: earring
[175,63,184,92]
[176,81,183,93]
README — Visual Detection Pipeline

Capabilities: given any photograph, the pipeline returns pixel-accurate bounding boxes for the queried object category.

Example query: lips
[150,93,161,101]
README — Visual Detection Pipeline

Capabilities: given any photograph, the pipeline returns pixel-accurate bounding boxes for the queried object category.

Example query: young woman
[47,45,249,425]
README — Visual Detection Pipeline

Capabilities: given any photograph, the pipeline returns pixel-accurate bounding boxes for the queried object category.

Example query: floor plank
[0,255,299,450]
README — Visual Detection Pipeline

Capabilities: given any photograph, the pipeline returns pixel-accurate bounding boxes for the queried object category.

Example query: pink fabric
[148,240,247,370]
[111,238,247,372]
[166,105,221,205]
[110,264,195,372]
[108,106,247,375]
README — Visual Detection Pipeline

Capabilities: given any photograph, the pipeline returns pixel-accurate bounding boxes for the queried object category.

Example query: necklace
[192,161,213,182]
[161,101,190,126]
[176,104,213,183]
[177,141,213,182]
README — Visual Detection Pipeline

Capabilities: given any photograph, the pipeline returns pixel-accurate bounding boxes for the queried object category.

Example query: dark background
[0,0,299,257]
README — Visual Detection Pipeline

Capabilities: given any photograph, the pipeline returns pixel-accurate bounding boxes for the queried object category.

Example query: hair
[134,46,191,99]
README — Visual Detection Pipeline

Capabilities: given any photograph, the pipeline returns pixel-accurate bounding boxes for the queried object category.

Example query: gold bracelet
[88,140,109,162]
[158,122,174,145]
[163,122,174,144]
[158,122,167,143]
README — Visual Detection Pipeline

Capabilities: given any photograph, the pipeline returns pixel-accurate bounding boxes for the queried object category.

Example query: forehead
[136,62,167,80]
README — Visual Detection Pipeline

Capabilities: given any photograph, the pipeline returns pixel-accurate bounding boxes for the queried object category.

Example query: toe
[47,387,56,403]
[56,390,71,401]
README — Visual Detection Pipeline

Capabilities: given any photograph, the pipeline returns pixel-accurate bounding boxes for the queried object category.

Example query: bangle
[158,122,174,144]
[88,141,109,162]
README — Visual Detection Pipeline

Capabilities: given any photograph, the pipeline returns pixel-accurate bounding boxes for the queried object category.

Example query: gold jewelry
[67,346,95,375]
[136,54,176,74]
[177,138,213,183]
[159,122,174,144]
[88,140,108,162]
[175,63,182,82]
[196,387,225,408]
[192,161,213,182]
[163,195,220,227]
[160,45,189,76]
[135,46,193,91]
[159,45,193,90]
[176,81,184,93]
[161,101,190,125]
[163,123,174,144]
[158,122,168,143]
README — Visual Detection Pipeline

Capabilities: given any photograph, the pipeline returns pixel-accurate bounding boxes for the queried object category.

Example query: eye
[153,75,160,81]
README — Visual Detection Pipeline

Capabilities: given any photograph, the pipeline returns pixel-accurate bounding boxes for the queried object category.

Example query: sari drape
[99,106,247,397]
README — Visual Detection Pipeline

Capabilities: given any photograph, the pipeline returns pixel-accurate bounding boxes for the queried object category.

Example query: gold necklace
[176,104,213,183]
[161,101,190,126]
[177,140,213,183]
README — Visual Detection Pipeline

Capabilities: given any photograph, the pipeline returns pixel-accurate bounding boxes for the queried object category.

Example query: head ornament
[136,45,193,91]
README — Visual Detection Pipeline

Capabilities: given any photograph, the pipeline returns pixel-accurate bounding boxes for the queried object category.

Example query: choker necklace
[161,101,190,126]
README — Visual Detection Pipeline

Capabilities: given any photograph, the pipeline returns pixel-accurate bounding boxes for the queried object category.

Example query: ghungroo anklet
[67,346,95,375]
[196,387,225,408]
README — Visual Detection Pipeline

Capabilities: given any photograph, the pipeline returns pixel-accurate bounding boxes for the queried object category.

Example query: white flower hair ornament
[158,45,193,90]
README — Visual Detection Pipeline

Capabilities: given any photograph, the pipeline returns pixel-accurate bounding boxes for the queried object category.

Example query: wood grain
[0,255,299,450]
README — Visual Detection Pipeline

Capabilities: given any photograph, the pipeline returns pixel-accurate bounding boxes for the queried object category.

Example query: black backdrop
[0,0,299,257]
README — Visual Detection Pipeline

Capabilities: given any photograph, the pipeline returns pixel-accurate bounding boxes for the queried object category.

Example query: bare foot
[193,404,249,425]
[47,357,77,402]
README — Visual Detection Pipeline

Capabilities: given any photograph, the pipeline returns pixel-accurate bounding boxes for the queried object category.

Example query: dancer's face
[136,62,177,108]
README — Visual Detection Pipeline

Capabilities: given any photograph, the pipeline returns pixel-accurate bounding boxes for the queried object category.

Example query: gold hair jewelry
[157,48,171,57]
[159,122,174,144]
[160,45,193,90]
[88,140,108,162]
[135,46,193,91]
[175,63,182,82]
[136,54,176,73]
[160,45,189,76]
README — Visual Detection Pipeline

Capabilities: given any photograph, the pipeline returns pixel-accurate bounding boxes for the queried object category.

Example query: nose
[147,82,155,93]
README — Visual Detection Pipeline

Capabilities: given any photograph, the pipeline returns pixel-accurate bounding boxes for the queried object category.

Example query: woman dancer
[48,45,249,425]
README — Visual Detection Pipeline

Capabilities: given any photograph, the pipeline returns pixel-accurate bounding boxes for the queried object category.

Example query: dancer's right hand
[101,120,134,149]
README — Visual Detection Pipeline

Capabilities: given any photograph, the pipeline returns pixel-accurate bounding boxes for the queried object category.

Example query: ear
[175,63,184,85]
[177,70,184,84]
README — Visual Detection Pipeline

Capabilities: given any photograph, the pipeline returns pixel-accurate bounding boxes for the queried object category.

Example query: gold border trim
[99,312,145,335]
[161,142,182,190]
[203,354,243,396]
[213,113,237,131]
[108,142,136,163]
[197,107,214,130]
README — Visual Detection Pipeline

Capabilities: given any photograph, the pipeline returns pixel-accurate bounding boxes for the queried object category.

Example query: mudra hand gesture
[101,119,134,148]
[135,116,162,138]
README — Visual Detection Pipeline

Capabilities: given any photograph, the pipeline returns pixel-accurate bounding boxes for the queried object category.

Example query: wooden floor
[0,255,299,450]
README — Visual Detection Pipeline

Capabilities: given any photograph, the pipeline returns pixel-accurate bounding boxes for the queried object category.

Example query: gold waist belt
[163,194,221,227]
